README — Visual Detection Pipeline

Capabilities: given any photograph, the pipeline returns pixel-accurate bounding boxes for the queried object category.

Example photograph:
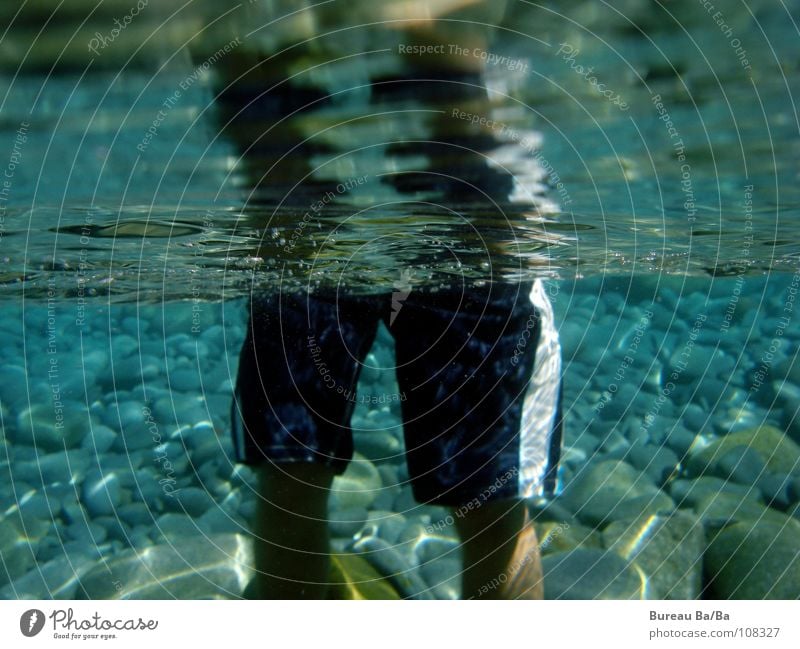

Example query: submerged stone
[714,446,768,485]
[706,519,800,599]
[0,556,94,599]
[13,403,86,451]
[348,533,433,599]
[329,506,369,539]
[603,511,704,599]
[693,491,792,528]
[687,425,800,477]
[352,429,403,461]
[80,425,118,454]
[76,533,253,599]
[558,459,666,527]
[419,557,460,600]
[535,520,602,555]
[330,452,382,510]
[669,476,759,508]
[542,548,647,599]
[81,470,122,517]
[0,513,49,588]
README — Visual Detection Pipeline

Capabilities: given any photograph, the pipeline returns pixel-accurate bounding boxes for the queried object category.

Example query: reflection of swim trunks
[231,279,562,506]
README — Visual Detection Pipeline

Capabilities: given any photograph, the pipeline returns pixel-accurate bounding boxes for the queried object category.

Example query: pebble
[352,430,403,461]
[0,556,93,600]
[13,403,85,450]
[75,533,253,599]
[168,368,202,392]
[706,520,800,598]
[106,356,157,390]
[535,520,601,555]
[131,469,164,509]
[81,470,122,517]
[93,516,131,544]
[195,470,231,500]
[370,486,399,511]
[66,520,108,544]
[661,424,696,456]
[627,442,680,485]
[80,425,118,454]
[152,513,199,542]
[329,453,382,510]
[0,365,30,410]
[229,464,256,489]
[329,507,369,539]
[601,383,640,419]
[197,506,247,536]
[189,439,225,468]
[82,349,110,375]
[363,510,407,545]
[61,501,88,526]
[348,533,433,600]
[392,485,421,514]
[32,449,91,485]
[117,502,155,528]
[687,425,800,477]
[542,548,645,599]
[414,534,460,564]
[106,401,153,452]
[756,473,794,509]
[603,511,704,599]
[682,403,708,432]
[558,459,664,526]
[169,486,216,517]
[122,315,148,336]
[597,431,632,458]
[219,489,243,517]
[109,334,139,358]
[714,446,767,485]
[419,558,461,599]
[669,477,758,508]
[789,477,800,503]
[0,516,36,587]
[182,421,218,451]
[692,491,790,528]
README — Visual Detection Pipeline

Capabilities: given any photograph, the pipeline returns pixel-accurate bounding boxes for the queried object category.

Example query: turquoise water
[1,1,800,599]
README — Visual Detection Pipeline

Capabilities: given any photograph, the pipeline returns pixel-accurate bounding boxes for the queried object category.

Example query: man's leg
[252,462,335,599]
[454,499,544,600]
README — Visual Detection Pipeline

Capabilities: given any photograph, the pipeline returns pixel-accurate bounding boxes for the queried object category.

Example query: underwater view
[1,0,799,604]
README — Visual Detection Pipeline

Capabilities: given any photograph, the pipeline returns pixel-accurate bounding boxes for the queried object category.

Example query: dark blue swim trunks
[231,279,562,507]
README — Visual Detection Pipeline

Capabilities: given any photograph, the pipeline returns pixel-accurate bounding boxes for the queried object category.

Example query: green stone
[559,460,667,527]
[670,476,759,508]
[687,425,800,477]
[706,519,800,598]
[542,548,648,600]
[535,520,603,556]
[330,452,382,510]
[694,491,791,527]
[14,403,86,451]
[603,511,705,599]
[610,492,676,522]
